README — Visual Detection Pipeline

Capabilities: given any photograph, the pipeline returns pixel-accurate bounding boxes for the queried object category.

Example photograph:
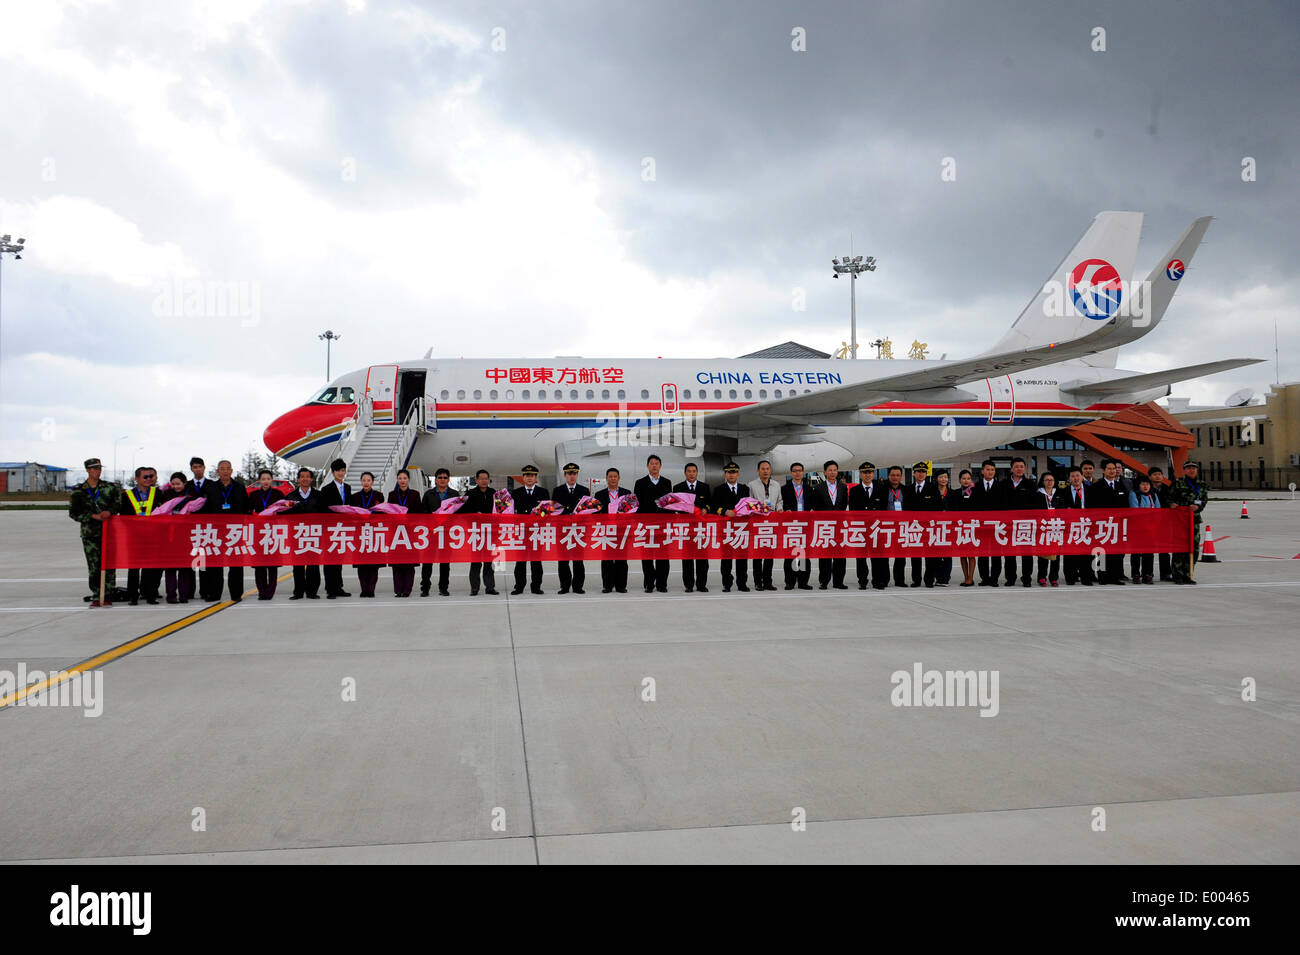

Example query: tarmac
[1,501,1297,864]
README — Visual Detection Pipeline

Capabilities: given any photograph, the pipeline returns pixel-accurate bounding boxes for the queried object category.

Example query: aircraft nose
[263,408,311,457]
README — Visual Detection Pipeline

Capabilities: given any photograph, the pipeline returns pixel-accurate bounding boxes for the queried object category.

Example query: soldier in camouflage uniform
[68,457,122,605]
[1169,460,1208,585]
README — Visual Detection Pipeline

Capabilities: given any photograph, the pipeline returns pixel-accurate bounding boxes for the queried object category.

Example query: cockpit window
[310,386,356,404]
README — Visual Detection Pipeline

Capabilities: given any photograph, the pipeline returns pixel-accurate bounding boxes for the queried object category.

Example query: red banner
[101,510,1193,568]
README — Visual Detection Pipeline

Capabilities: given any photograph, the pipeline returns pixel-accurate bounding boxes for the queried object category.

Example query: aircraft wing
[1059,358,1264,397]
[700,319,1130,432]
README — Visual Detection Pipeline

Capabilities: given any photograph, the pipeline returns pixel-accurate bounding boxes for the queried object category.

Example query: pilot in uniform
[551,463,587,594]
[510,464,548,595]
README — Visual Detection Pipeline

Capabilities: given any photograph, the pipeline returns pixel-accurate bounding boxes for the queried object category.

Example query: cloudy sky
[1,0,1296,480]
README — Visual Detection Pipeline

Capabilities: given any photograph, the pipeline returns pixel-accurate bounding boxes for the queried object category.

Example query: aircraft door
[987,376,1015,423]
[366,364,399,424]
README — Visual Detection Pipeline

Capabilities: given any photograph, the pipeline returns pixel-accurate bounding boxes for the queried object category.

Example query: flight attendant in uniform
[780,462,813,590]
[118,466,162,605]
[712,462,751,592]
[349,472,383,597]
[388,468,421,598]
[1035,471,1068,586]
[251,468,285,599]
[633,455,672,593]
[931,469,955,586]
[284,467,324,598]
[552,463,588,594]
[461,469,499,596]
[594,468,630,593]
[319,458,352,598]
[420,468,458,596]
[158,471,195,603]
[673,462,711,593]
[510,465,548,595]
[952,469,978,586]
[201,460,250,602]
[809,460,848,589]
[848,463,880,590]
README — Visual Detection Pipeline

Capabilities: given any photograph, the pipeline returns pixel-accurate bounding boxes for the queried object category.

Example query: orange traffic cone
[1200,525,1219,562]
[1240,501,1250,519]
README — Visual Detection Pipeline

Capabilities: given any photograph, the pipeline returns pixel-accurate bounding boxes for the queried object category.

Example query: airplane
[262,212,1262,489]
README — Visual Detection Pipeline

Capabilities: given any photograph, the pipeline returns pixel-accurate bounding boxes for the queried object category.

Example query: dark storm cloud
[458,0,1298,344]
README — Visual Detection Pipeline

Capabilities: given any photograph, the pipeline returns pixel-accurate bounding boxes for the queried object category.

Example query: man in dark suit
[809,459,848,589]
[199,459,251,601]
[970,459,1006,586]
[711,462,750,592]
[633,455,673,592]
[780,462,813,590]
[1002,457,1037,587]
[552,462,588,594]
[594,468,630,593]
[420,468,459,596]
[461,469,499,595]
[510,464,548,594]
[673,462,710,592]
[283,467,324,599]
[904,462,939,587]
[1088,458,1130,585]
[1061,466,1095,586]
[317,458,352,598]
[847,463,880,590]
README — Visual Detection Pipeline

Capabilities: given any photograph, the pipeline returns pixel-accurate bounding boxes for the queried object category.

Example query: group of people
[67,451,1209,605]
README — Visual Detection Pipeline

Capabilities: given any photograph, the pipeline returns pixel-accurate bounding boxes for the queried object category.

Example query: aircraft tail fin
[985,211,1143,356]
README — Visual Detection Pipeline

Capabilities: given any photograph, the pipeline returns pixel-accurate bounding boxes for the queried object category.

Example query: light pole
[112,434,128,484]
[0,235,26,402]
[831,253,876,359]
[318,330,341,381]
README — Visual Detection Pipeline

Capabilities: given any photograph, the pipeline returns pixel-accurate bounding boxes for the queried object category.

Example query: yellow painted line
[0,572,292,711]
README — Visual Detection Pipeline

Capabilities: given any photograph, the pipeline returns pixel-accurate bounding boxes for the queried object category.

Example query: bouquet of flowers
[655,492,698,514]
[369,502,408,515]
[256,498,295,517]
[573,495,603,514]
[179,497,207,515]
[329,504,374,515]
[613,494,639,514]
[532,499,563,516]
[436,496,466,514]
[493,488,515,514]
[152,495,189,516]
[734,497,773,516]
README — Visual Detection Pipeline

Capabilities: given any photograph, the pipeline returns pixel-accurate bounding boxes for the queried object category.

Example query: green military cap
[84,457,103,469]
[858,462,875,473]
[722,462,740,473]
[520,464,540,475]
[912,461,929,472]
[562,462,580,474]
